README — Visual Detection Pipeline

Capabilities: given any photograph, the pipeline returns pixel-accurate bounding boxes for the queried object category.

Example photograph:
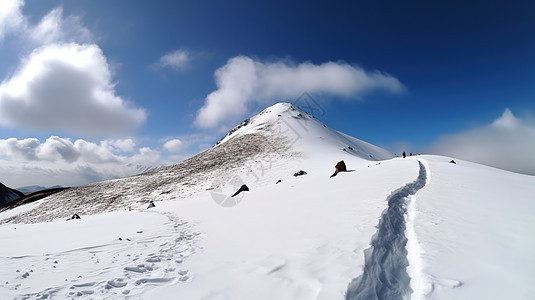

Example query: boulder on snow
[68,214,80,220]
[147,201,155,209]
[276,179,282,184]
[330,160,347,177]
[450,160,457,164]
[293,170,307,177]
[232,184,249,197]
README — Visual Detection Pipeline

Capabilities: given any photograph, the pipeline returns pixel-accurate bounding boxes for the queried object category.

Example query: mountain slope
[0,103,392,224]
[0,182,24,208]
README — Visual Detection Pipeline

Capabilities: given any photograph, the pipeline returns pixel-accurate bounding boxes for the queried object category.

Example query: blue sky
[0,0,534,187]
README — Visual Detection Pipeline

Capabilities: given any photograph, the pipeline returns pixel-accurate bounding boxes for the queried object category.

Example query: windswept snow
[0,210,201,298]
[1,103,535,299]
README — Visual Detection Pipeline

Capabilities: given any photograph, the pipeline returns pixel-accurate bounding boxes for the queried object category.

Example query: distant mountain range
[16,185,64,195]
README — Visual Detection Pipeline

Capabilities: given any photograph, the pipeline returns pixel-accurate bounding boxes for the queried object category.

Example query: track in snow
[346,161,427,300]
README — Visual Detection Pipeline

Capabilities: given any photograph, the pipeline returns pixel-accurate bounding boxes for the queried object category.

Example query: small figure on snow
[402,152,406,158]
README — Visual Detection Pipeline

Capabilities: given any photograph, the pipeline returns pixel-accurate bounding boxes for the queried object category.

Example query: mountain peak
[214,102,297,146]
[215,101,393,162]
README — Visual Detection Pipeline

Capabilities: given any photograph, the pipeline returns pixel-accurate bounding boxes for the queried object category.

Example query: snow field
[414,155,535,299]
[147,158,419,299]
[0,210,202,298]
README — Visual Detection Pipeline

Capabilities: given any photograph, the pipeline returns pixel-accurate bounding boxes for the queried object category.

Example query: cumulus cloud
[0,136,164,187]
[0,0,26,41]
[426,109,535,176]
[195,56,405,128]
[155,49,190,71]
[163,139,185,153]
[0,43,146,136]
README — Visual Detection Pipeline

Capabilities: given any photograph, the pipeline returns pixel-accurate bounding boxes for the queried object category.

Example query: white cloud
[163,139,185,153]
[156,49,190,71]
[195,56,405,128]
[1,2,92,45]
[0,0,26,41]
[0,3,154,187]
[426,109,535,176]
[29,7,93,45]
[0,43,146,136]
[0,136,164,187]
[103,138,136,153]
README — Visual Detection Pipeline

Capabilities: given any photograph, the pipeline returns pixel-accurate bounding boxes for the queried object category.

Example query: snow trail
[345,160,427,300]
[405,160,432,299]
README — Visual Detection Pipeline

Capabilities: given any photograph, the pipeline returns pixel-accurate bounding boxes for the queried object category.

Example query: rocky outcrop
[0,182,24,208]
[293,170,307,177]
[330,160,347,177]
[232,184,249,197]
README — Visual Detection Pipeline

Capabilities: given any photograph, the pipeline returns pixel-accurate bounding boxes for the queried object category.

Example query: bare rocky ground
[1,128,300,224]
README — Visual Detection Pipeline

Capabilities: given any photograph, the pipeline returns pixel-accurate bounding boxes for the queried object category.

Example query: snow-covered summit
[216,102,393,162]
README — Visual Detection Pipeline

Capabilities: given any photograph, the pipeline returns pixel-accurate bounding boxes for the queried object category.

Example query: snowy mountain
[0,182,24,208]
[0,102,534,299]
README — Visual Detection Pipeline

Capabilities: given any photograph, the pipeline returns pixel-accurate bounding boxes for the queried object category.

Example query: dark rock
[330,160,347,177]
[214,118,250,146]
[293,170,307,177]
[232,184,249,197]
[0,182,25,208]
[276,180,282,184]
[70,214,80,220]
[450,160,456,164]
[147,201,155,209]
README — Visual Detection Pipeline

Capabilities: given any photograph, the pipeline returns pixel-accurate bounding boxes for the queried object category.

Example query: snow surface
[413,156,535,299]
[1,103,534,299]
